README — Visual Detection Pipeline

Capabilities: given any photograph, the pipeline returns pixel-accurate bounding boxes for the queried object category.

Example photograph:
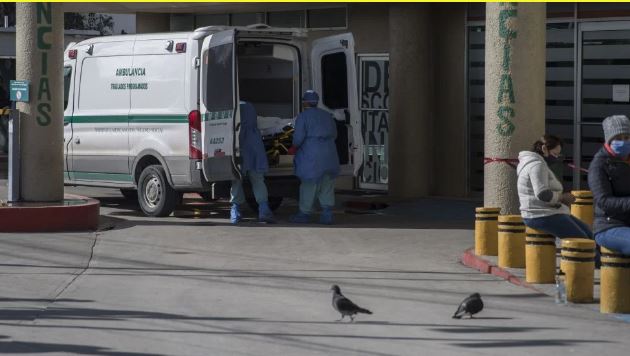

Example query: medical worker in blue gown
[230,101,275,224]
[289,90,340,225]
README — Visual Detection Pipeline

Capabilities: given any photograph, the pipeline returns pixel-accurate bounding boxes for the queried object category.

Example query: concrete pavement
[0,185,629,355]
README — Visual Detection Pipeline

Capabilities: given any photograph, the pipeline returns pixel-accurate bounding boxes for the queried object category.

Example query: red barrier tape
[483,157,590,173]
[483,157,519,169]
[567,163,589,173]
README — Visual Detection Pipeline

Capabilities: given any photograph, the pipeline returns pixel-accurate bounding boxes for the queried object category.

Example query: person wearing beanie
[229,101,275,224]
[588,114,630,255]
[288,90,340,224]
[517,135,592,242]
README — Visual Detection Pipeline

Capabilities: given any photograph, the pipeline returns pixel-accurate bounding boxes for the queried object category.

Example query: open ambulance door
[63,57,76,182]
[310,33,363,176]
[200,29,241,182]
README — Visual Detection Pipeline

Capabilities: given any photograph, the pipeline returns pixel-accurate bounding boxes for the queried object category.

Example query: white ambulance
[63,25,362,216]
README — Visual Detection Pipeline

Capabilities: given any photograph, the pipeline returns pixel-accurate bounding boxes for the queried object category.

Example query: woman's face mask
[543,146,562,161]
[610,139,630,157]
[545,154,563,164]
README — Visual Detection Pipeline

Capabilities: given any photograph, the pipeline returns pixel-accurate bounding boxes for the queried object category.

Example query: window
[0,58,15,109]
[230,12,265,26]
[205,43,234,111]
[195,14,229,27]
[63,66,72,110]
[321,52,348,109]
[268,10,305,28]
[171,14,194,31]
[307,7,346,29]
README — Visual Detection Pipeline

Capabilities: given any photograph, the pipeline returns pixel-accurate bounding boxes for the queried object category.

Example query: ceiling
[61,2,345,14]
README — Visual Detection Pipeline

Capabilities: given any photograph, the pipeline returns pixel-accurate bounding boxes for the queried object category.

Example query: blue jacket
[588,146,630,234]
[292,107,340,182]
[239,102,268,174]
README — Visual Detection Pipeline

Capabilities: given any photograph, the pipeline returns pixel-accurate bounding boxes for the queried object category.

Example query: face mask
[545,154,563,165]
[610,140,630,157]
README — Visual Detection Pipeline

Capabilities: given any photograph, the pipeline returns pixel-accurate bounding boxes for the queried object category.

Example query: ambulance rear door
[310,33,362,176]
[199,29,240,182]
[63,57,76,181]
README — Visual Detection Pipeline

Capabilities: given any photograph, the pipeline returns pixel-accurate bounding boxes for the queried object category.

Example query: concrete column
[16,3,64,201]
[388,4,432,199]
[484,3,546,213]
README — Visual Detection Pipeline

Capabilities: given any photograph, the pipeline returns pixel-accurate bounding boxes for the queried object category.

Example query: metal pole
[8,110,20,202]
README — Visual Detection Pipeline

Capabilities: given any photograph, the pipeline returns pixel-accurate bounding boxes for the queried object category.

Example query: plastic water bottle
[555,270,567,305]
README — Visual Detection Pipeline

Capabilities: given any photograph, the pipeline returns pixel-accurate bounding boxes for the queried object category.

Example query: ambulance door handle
[74,137,80,144]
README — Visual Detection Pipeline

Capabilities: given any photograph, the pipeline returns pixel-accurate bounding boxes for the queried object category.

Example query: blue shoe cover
[230,203,242,224]
[289,211,310,224]
[258,202,276,223]
[319,206,334,225]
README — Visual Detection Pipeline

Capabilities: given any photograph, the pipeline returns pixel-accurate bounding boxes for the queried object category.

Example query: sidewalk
[3,188,630,355]
[461,248,630,323]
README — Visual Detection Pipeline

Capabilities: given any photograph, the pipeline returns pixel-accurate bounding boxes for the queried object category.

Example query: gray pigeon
[452,292,483,319]
[331,285,372,322]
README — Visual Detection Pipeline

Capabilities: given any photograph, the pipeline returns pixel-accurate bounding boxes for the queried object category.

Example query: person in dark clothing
[588,115,630,255]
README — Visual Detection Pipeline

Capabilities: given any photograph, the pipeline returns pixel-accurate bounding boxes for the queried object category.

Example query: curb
[0,194,100,232]
[460,248,543,293]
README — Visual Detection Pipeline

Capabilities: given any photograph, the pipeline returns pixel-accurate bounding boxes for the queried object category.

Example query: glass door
[576,21,630,188]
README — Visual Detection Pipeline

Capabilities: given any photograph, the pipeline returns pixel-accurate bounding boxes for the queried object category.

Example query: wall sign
[10,80,29,102]
[36,3,53,126]
[358,55,389,190]
[496,2,518,137]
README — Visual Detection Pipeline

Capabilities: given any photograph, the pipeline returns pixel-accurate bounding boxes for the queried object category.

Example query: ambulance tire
[120,189,138,200]
[138,165,179,217]
[246,196,283,212]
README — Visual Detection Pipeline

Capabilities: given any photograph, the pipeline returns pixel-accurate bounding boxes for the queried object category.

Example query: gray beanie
[603,115,630,143]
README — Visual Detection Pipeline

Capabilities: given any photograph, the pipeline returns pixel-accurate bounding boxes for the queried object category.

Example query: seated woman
[588,115,630,255]
[517,135,592,239]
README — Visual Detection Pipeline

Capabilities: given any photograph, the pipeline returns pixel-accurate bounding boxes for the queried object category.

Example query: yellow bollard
[600,247,630,314]
[525,227,556,284]
[475,207,501,256]
[571,190,593,227]
[560,238,595,303]
[498,215,525,268]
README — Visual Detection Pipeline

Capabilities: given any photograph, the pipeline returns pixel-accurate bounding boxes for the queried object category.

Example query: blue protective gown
[292,107,340,182]
[239,101,268,174]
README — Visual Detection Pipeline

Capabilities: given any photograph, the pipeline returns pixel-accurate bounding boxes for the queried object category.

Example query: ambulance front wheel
[138,165,180,217]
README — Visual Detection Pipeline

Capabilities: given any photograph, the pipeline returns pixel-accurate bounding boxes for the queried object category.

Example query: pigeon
[452,292,483,319]
[331,285,372,322]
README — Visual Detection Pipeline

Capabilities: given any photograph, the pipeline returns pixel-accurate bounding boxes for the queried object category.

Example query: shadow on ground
[93,193,479,231]
[0,335,163,355]
[0,304,611,353]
